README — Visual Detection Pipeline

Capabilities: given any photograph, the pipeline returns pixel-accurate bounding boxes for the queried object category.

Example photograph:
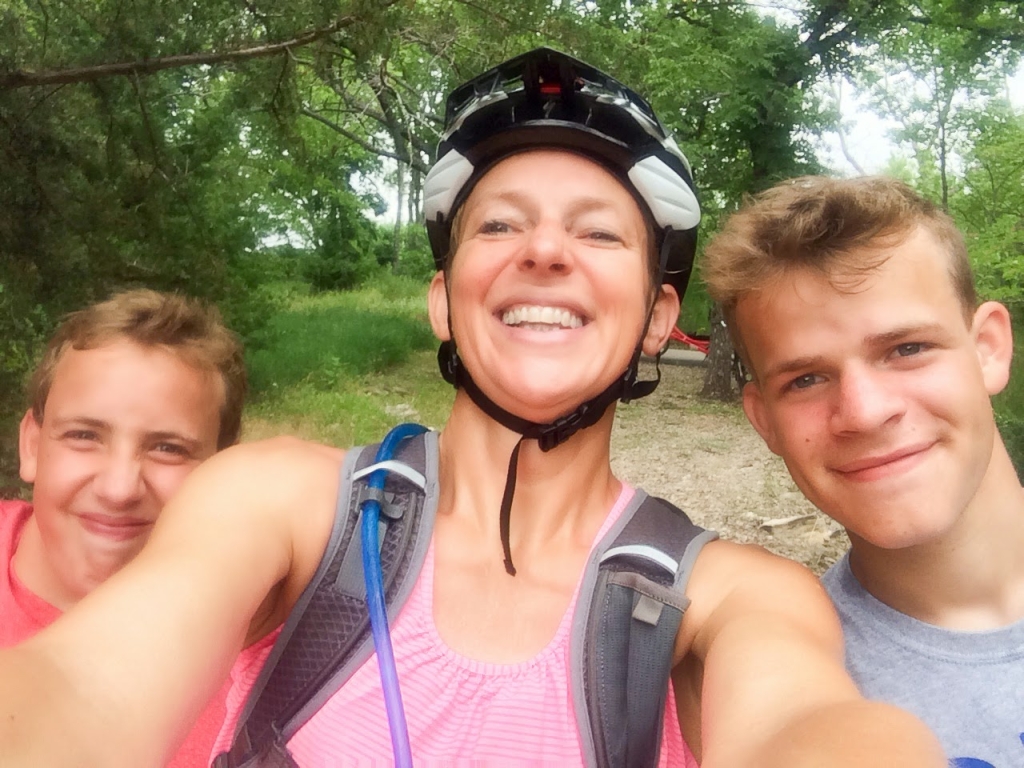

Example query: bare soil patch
[611,362,849,574]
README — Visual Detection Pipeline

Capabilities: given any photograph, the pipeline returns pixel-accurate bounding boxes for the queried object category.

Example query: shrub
[997,413,1024,481]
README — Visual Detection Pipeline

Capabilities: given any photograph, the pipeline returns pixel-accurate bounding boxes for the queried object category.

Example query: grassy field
[245,281,1023,480]
[243,276,453,447]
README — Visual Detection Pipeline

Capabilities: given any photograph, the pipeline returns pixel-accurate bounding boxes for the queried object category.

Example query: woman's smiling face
[428,149,673,424]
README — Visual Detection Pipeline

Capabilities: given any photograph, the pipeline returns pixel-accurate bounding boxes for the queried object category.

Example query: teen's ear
[19,409,40,484]
[971,301,1014,396]
[641,285,682,357]
[427,271,451,342]
[742,381,782,456]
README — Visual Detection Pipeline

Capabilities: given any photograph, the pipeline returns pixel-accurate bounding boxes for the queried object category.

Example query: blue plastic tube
[361,422,427,768]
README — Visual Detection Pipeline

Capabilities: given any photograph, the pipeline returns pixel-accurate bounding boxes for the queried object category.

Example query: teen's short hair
[703,175,976,367]
[29,289,247,448]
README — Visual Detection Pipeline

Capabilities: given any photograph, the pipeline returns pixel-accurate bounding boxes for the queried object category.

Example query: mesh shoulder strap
[571,491,717,768]
[213,431,439,768]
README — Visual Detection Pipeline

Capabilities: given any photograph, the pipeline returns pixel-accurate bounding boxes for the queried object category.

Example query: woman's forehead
[466,149,637,209]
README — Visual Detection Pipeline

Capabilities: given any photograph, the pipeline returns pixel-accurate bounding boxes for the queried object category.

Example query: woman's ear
[641,285,681,357]
[971,300,1014,396]
[427,271,452,342]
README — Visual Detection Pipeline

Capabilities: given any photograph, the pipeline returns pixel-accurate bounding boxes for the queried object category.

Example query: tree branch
[1,13,365,89]
[300,106,429,175]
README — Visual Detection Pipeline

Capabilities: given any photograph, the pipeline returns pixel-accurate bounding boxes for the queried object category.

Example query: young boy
[704,175,1024,766]
[1,288,247,767]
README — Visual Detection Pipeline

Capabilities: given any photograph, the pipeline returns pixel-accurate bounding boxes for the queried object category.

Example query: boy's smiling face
[737,226,1012,550]
[17,338,223,608]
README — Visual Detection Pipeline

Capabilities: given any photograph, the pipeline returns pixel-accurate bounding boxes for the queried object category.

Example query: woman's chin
[483,378,610,424]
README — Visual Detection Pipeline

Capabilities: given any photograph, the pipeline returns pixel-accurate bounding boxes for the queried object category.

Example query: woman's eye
[584,230,622,243]
[478,219,512,235]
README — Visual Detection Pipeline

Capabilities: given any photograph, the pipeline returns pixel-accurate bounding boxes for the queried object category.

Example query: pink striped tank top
[214,483,697,767]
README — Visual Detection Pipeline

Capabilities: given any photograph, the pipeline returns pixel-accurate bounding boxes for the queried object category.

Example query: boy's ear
[427,271,451,342]
[19,409,40,484]
[641,285,682,357]
[971,301,1014,396]
[742,381,781,456]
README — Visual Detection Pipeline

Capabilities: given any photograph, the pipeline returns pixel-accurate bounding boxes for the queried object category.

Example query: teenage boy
[1,288,247,767]
[704,175,1024,766]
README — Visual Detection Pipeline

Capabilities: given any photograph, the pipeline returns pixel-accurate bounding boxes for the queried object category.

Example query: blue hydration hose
[361,422,428,768]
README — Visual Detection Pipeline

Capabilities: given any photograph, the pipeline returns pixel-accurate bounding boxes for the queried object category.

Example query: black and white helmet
[423,46,701,299]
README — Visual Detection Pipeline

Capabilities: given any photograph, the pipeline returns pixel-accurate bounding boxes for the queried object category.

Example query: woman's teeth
[501,306,584,329]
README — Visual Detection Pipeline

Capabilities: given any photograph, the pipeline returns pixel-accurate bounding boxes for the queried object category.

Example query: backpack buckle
[356,485,404,521]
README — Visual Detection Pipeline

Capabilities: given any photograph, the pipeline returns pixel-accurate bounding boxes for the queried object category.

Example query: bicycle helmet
[422,47,701,574]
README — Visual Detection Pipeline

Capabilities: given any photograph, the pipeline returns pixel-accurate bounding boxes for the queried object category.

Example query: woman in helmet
[1,50,943,768]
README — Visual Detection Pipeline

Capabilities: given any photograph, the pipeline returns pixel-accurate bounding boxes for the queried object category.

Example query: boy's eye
[64,430,98,442]
[788,373,821,391]
[153,443,190,457]
[894,342,924,357]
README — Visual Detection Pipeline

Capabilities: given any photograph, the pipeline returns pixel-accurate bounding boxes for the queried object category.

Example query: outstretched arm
[675,541,945,768]
[0,437,343,767]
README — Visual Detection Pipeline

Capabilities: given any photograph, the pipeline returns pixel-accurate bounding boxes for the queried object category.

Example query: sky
[815,64,1024,176]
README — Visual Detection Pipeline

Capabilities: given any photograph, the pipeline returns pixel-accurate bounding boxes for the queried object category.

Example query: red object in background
[669,327,709,355]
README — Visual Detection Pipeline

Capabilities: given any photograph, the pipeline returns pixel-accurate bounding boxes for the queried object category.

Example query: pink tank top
[216,484,697,766]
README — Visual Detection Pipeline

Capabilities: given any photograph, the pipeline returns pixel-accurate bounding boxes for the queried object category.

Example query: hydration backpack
[214,431,716,768]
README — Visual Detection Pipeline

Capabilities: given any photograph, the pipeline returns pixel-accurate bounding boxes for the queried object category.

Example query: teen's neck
[848,442,1024,631]
[12,516,81,612]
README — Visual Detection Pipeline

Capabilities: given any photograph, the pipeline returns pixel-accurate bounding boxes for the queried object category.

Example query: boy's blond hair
[703,176,977,369]
[30,289,247,448]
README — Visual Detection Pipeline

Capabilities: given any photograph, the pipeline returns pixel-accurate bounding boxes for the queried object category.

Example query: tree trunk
[392,159,405,270]
[700,303,740,401]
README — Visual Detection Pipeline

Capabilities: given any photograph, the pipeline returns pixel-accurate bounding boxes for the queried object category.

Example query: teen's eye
[63,430,98,442]
[152,442,190,458]
[893,342,927,358]
[787,373,822,391]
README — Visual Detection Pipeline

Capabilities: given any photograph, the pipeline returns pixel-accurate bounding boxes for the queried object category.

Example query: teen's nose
[518,219,572,275]
[831,365,903,434]
[93,449,146,507]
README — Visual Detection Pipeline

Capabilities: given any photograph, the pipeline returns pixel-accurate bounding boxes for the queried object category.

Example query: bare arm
[0,437,343,767]
[675,541,945,768]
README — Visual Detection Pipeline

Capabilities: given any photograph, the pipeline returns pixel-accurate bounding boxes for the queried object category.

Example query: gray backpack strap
[213,431,439,768]
[571,490,717,768]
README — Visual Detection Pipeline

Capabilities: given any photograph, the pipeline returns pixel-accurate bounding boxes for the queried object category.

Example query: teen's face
[18,339,223,607]
[428,150,678,422]
[738,227,1012,550]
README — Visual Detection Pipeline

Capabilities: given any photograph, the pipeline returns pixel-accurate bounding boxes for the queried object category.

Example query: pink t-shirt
[0,498,228,768]
[215,485,698,766]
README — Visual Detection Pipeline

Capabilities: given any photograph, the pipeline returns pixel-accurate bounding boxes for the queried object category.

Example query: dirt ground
[610,361,849,574]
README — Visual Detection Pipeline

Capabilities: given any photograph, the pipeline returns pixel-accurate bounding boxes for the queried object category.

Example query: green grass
[244,276,454,447]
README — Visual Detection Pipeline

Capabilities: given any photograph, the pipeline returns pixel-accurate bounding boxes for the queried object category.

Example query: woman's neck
[436,393,622,551]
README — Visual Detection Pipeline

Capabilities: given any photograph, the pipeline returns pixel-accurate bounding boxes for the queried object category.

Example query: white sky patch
[816,63,1024,177]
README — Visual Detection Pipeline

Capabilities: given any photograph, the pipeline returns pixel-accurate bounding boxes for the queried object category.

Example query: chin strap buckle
[536,406,589,452]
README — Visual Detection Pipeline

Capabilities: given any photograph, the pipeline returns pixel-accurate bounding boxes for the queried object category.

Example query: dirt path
[611,362,849,574]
